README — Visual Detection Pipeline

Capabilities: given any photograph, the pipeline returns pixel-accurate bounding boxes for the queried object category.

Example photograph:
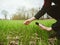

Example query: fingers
[24,20,31,25]
[24,17,36,25]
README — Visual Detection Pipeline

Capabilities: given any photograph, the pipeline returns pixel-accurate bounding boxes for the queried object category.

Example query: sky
[0,0,44,19]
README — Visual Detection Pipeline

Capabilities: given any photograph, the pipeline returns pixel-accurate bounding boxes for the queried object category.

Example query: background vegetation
[0,19,56,45]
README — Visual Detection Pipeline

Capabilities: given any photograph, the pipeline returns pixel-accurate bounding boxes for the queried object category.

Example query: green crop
[0,19,57,45]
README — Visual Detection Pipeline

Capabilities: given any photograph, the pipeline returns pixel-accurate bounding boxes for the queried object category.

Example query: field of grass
[0,19,56,45]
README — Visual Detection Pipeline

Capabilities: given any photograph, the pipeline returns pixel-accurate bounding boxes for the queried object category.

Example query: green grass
[0,19,56,45]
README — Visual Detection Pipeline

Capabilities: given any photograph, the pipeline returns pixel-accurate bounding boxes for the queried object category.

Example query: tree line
[1,7,52,20]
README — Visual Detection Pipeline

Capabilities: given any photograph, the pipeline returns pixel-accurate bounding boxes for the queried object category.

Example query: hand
[24,19,31,25]
[24,17,36,25]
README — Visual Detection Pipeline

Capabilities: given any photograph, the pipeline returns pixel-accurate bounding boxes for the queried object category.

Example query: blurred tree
[12,13,22,20]
[11,7,25,20]
[31,8,39,17]
[1,10,8,20]
[11,7,40,20]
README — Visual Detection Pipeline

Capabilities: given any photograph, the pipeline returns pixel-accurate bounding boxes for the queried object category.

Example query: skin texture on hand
[24,17,36,25]
[24,19,31,25]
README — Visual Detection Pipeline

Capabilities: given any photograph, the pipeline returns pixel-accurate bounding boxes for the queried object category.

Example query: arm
[34,0,52,19]
[36,22,52,31]
[24,0,52,25]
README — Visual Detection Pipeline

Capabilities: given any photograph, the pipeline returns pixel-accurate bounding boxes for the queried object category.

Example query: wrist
[30,17,36,21]
[28,17,36,22]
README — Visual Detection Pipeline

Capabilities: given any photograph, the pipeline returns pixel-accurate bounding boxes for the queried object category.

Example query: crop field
[0,19,57,45]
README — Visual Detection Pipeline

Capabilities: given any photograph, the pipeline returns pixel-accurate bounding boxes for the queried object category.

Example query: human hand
[24,19,31,25]
[24,17,36,25]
